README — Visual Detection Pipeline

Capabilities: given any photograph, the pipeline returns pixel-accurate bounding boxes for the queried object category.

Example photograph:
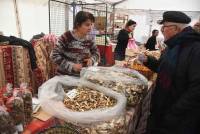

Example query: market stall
[2,0,199,133]
[22,66,149,134]
[0,29,158,134]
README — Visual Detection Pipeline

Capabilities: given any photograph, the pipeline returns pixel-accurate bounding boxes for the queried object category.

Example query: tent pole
[13,0,22,38]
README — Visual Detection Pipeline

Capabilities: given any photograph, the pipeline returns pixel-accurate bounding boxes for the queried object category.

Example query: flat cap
[158,11,191,24]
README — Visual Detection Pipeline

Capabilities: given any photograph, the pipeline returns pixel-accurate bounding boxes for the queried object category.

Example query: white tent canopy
[0,0,199,41]
[116,0,200,11]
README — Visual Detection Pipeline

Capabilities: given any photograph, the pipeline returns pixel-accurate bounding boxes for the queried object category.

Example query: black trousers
[114,50,126,61]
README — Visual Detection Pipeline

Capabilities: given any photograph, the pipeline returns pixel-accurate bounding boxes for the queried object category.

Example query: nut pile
[87,77,145,106]
[63,87,117,112]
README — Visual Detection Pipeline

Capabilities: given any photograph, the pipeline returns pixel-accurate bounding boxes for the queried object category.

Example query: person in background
[50,11,100,76]
[145,29,159,51]
[88,25,99,41]
[138,11,200,134]
[193,21,200,33]
[114,20,136,61]
[0,31,3,36]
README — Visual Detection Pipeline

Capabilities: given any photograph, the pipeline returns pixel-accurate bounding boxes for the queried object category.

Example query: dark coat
[145,36,157,51]
[145,26,200,134]
[114,29,130,61]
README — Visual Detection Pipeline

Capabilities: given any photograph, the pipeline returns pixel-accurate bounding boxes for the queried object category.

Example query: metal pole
[72,1,76,24]
[148,9,153,38]
[48,0,51,33]
[112,5,115,36]
[50,0,105,5]
[13,0,22,38]
[65,4,69,31]
[103,4,108,65]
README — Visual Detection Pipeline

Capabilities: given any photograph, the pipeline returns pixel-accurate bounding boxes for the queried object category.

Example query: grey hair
[175,23,188,30]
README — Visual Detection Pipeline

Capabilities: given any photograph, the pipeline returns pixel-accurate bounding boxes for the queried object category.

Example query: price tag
[66,89,77,100]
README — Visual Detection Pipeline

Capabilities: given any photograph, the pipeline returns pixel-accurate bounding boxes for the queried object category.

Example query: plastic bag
[127,38,138,50]
[0,106,16,134]
[85,115,125,134]
[63,114,126,134]
[109,66,148,85]
[81,66,148,106]
[5,96,25,125]
[20,83,33,125]
[38,75,126,125]
[3,83,14,102]
[38,75,80,101]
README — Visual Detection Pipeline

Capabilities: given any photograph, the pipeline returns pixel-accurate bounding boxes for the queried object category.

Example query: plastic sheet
[38,75,126,125]
[81,66,148,106]
[0,106,16,134]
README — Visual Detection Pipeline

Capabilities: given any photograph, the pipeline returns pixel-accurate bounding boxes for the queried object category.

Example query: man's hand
[137,54,148,64]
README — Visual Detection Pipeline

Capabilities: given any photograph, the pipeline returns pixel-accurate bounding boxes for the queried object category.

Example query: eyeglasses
[161,25,177,31]
[162,25,177,29]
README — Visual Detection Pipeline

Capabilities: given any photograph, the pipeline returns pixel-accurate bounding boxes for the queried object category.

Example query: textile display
[0,45,33,89]
[32,39,56,82]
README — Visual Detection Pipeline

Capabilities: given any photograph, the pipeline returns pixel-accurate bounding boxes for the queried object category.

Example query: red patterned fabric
[12,46,31,87]
[0,90,4,106]
[33,68,44,91]
[1,46,14,84]
[0,48,6,88]
[0,45,33,89]
[32,39,56,82]
[0,84,33,126]
[5,96,25,125]
[24,118,60,134]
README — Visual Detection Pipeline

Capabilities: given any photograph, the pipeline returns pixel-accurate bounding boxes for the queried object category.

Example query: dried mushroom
[87,76,145,106]
[63,87,117,112]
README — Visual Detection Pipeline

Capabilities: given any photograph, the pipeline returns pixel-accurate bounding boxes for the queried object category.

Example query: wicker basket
[39,125,80,134]
[130,63,154,80]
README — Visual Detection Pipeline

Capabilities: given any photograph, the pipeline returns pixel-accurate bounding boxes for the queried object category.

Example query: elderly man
[193,22,200,33]
[139,11,200,134]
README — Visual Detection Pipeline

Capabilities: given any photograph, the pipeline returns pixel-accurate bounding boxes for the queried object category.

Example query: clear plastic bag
[20,83,33,125]
[85,115,126,134]
[63,115,126,134]
[0,106,16,134]
[38,75,126,126]
[109,66,148,86]
[5,96,25,125]
[81,66,148,106]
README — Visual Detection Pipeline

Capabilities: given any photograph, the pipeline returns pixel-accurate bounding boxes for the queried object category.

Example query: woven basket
[131,63,154,80]
[39,125,80,134]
